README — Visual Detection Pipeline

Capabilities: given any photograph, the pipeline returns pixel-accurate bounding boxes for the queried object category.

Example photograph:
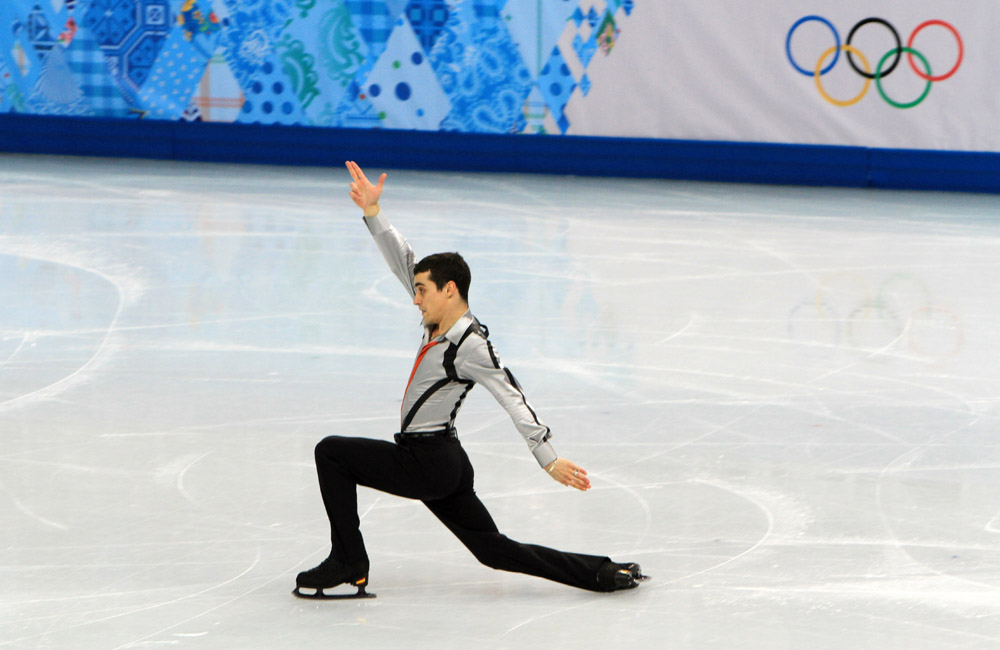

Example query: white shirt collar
[424,310,474,345]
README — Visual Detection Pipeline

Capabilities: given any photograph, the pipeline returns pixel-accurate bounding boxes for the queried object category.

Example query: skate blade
[292,585,376,600]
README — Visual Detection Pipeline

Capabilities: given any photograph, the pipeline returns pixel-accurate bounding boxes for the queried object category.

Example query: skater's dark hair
[415,252,471,303]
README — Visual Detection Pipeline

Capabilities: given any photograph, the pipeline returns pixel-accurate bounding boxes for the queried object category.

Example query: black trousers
[313,434,609,591]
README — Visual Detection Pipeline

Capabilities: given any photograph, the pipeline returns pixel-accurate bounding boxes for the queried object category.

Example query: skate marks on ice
[2,156,1000,648]
[0,242,144,414]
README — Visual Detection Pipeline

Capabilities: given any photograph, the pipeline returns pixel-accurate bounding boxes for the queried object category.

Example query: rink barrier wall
[1,114,999,193]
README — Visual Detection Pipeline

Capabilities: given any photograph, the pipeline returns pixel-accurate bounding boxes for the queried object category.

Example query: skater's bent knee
[315,435,347,459]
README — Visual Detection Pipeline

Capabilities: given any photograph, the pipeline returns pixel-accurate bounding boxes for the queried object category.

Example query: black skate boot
[597,560,650,592]
[293,555,374,600]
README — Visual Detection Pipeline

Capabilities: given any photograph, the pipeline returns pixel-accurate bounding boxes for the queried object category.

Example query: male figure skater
[293,161,646,599]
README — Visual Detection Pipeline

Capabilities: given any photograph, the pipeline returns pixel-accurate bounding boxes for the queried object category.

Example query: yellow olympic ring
[814,45,870,107]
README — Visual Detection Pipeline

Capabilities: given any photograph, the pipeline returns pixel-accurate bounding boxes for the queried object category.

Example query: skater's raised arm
[348,161,418,300]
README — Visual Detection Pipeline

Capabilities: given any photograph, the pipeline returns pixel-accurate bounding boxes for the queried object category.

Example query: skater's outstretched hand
[346,160,385,218]
[545,458,591,491]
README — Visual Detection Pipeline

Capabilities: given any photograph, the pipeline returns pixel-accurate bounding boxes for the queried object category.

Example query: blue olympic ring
[786,15,840,77]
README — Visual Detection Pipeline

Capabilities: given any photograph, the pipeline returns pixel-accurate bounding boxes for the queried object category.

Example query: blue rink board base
[1,113,998,193]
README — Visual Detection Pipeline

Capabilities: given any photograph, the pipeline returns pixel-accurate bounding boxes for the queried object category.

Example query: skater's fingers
[565,464,591,491]
[546,458,591,490]
[345,160,363,182]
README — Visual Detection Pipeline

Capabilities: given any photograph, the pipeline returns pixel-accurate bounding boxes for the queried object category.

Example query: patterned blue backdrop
[0,0,635,134]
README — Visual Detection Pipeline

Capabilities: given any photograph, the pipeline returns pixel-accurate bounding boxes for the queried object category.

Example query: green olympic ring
[876,47,933,109]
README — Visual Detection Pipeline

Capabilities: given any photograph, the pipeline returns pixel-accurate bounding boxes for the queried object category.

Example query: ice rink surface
[2,153,999,649]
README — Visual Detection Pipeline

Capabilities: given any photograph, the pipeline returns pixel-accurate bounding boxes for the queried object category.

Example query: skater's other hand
[545,458,591,491]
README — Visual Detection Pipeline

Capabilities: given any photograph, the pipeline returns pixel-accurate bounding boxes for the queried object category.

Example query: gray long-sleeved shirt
[364,210,557,468]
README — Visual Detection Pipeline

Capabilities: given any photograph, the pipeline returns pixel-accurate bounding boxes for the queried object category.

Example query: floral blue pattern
[0,0,635,133]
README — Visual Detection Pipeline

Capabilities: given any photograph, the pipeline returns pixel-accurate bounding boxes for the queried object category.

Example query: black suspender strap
[400,377,451,432]
[443,325,476,381]
[400,322,478,433]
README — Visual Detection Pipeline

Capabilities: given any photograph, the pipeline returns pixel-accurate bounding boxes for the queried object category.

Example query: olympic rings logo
[786,272,964,361]
[785,16,963,108]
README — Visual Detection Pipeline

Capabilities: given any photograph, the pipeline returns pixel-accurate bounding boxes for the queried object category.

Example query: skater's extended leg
[424,489,610,591]
[421,450,610,591]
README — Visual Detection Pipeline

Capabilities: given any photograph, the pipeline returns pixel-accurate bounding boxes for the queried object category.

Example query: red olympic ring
[907,20,963,81]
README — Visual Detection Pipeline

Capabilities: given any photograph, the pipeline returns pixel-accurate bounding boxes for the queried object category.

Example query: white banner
[568,0,997,151]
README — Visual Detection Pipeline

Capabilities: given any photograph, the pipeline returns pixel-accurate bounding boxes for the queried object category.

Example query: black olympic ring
[846,18,901,80]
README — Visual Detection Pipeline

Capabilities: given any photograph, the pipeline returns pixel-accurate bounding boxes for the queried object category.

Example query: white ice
[2,153,1000,649]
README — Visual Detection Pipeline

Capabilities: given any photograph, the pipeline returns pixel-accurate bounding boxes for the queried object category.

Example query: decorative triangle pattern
[0,0,636,133]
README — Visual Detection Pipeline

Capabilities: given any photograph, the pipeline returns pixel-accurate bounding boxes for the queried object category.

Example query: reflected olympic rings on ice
[785,16,963,108]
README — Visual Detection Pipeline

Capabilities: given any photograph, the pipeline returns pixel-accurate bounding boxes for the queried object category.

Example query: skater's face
[413,271,453,328]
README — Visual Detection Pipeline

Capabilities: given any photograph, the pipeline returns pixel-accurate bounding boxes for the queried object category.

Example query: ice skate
[292,555,375,600]
[624,562,650,582]
[597,560,650,592]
